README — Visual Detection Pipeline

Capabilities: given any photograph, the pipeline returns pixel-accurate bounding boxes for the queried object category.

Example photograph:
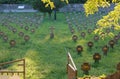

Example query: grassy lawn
[0,12,120,79]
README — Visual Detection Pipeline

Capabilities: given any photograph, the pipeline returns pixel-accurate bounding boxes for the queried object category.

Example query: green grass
[0,12,120,79]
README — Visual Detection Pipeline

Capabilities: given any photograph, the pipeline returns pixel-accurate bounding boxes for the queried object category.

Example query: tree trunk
[54,8,57,20]
[43,13,46,17]
[48,13,52,19]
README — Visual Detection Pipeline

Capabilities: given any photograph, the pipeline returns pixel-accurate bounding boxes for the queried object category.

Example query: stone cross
[49,26,55,33]
[49,26,55,39]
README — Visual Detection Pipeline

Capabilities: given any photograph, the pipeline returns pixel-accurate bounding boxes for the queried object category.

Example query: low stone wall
[0,4,38,12]
[59,4,115,12]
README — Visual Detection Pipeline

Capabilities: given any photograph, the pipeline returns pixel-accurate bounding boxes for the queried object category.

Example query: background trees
[0,0,27,4]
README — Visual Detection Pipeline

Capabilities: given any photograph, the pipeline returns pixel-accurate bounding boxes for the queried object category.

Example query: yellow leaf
[45,3,49,7]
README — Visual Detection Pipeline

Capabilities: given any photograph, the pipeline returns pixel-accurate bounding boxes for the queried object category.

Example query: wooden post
[23,59,25,79]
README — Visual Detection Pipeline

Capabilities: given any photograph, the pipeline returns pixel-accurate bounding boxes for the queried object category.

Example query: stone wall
[0,4,38,12]
[59,4,115,12]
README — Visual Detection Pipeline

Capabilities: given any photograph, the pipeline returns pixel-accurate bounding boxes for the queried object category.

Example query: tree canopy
[84,0,120,38]
[0,0,28,4]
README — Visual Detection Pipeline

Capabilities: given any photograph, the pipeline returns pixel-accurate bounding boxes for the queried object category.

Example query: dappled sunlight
[77,39,87,45]
[24,50,53,79]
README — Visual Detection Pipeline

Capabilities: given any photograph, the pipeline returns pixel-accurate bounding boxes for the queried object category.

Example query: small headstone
[9,40,16,47]
[114,35,119,44]
[88,29,92,34]
[25,26,29,31]
[87,41,94,49]
[12,28,17,33]
[31,28,35,33]
[3,35,8,42]
[18,32,24,37]
[81,62,91,75]
[81,32,86,38]
[0,31,4,37]
[71,29,75,34]
[24,35,30,41]
[93,53,101,63]
[76,45,83,55]
[109,40,114,48]
[94,35,99,42]
[102,45,109,56]
[72,35,78,42]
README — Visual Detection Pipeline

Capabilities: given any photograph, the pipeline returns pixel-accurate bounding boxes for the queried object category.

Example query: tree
[41,0,68,20]
[0,0,28,4]
[84,0,120,39]
[31,0,52,18]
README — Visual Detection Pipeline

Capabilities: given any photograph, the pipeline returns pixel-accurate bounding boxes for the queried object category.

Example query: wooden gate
[67,52,77,79]
[0,59,25,79]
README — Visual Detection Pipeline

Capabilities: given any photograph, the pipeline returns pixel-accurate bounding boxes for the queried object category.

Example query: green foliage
[31,0,52,14]
[0,0,28,4]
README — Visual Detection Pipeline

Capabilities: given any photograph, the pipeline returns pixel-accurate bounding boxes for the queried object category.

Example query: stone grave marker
[18,32,24,37]
[3,35,8,42]
[31,28,35,33]
[72,35,78,42]
[94,35,99,42]
[81,62,91,75]
[109,40,115,49]
[102,45,109,56]
[49,26,55,39]
[81,32,86,38]
[24,35,30,42]
[76,45,83,55]
[87,41,94,49]
[93,53,101,63]
[9,40,16,47]
[24,26,29,31]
